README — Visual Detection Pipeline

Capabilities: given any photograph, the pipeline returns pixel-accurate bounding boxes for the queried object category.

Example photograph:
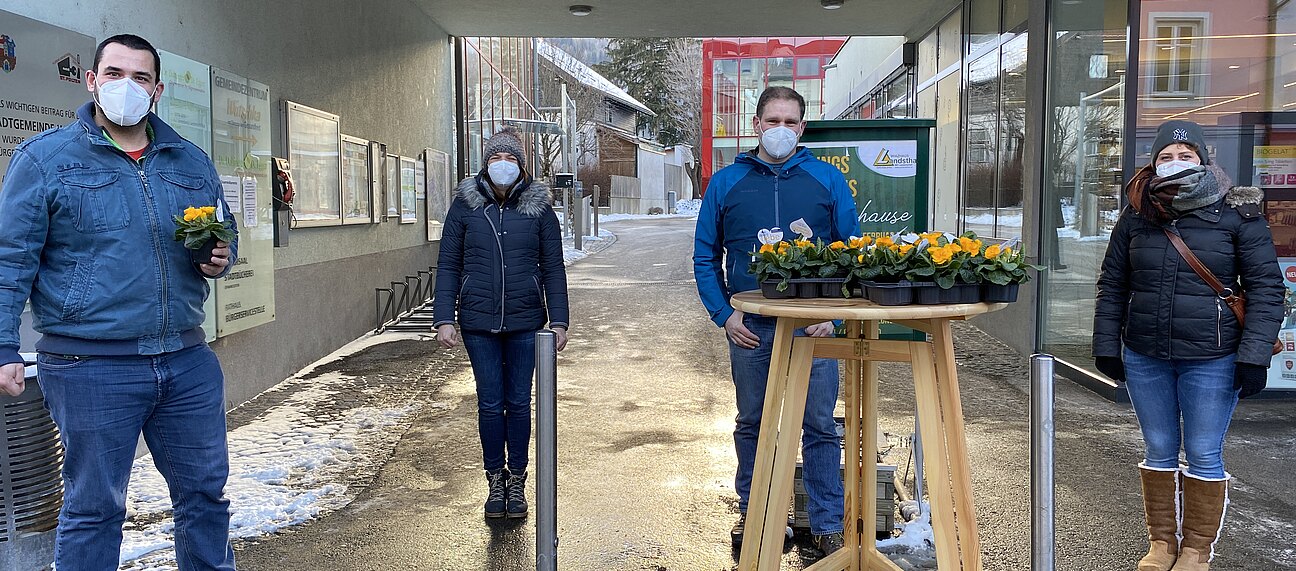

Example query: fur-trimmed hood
[1225,185,1263,208]
[456,174,553,218]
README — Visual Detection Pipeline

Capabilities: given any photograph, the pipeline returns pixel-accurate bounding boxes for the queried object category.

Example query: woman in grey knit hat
[1092,120,1283,571]
[431,126,570,519]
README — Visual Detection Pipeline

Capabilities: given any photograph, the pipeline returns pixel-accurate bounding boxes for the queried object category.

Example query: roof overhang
[417,0,960,40]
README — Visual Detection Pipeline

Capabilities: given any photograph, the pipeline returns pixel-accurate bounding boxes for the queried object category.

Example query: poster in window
[400,156,418,224]
[341,135,371,224]
[386,153,400,220]
[283,101,341,226]
[415,156,426,200]
[368,141,386,223]
[424,148,451,241]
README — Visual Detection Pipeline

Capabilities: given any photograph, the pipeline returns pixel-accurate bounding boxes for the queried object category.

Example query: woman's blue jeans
[729,314,844,536]
[36,344,235,571]
[1122,347,1239,479]
[462,329,537,474]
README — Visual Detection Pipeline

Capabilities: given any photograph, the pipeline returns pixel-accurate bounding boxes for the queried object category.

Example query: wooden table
[730,292,1005,571]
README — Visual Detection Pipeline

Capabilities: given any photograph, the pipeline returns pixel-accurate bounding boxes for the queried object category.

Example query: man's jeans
[36,343,235,571]
[730,314,844,535]
[462,330,536,474]
[1123,347,1239,479]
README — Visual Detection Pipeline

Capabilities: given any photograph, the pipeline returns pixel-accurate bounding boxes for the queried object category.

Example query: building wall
[822,37,906,119]
[637,144,667,213]
[6,0,455,405]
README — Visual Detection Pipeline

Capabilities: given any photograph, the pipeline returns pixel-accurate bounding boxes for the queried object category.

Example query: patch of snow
[675,198,701,217]
[876,501,935,553]
[563,228,615,265]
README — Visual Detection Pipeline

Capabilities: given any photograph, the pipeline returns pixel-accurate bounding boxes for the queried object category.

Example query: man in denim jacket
[0,35,237,570]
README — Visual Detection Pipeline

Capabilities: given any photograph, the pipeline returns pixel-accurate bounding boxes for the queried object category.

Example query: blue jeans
[729,314,844,535]
[462,330,536,474]
[36,344,235,571]
[1123,347,1239,479]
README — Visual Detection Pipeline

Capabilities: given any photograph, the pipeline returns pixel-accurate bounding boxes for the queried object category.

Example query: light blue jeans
[1122,347,1239,479]
[729,313,844,535]
[37,344,235,571]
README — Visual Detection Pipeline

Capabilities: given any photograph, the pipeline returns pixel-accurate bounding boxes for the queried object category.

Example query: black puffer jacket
[1093,185,1283,366]
[432,173,569,334]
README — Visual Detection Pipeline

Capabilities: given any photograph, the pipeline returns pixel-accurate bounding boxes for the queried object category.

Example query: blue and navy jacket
[432,172,569,334]
[693,148,858,327]
[0,102,237,366]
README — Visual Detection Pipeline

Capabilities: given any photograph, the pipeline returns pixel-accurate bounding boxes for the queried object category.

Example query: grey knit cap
[482,126,526,171]
[1151,120,1210,165]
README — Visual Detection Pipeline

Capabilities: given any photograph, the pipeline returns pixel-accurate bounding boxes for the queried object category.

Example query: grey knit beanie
[482,126,526,171]
[1151,120,1210,165]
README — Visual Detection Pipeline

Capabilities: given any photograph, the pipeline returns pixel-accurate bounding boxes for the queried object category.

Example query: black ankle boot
[484,469,508,518]
[505,471,528,518]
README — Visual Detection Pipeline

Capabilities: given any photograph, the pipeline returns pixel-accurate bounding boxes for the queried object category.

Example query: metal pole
[1031,354,1056,571]
[536,330,559,571]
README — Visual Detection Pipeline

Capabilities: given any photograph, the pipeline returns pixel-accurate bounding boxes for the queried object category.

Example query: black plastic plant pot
[190,237,218,267]
[982,282,1020,303]
[819,277,850,298]
[912,282,942,305]
[864,281,914,306]
[938,283,981,304]
[760,279,797,299]
[794,278,823,299]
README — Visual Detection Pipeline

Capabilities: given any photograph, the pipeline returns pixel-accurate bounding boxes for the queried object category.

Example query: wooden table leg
[843,321,863,571]
[930,319,982,571]
[861,321,881,570]
[738,317,799,570]
[756,337,817,570]
[910,341,960,570]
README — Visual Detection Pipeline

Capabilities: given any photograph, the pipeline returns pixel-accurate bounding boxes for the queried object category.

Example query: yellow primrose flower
[759,243,775,254]
[920,232,944,244]
[777,241,790,254]
[829,241,846,251]
[931,246,954,265]
[183,211,197,222]
[948,243,963,254]
[849,236,873,249]
[959,237,982,256]
[984,244,1002,259]
[857,254,867,263]
[1002,247,1013,259]
[875,236,895,248]
[201,206,216,215]
[898,244,914,255]
[794,239,813,249]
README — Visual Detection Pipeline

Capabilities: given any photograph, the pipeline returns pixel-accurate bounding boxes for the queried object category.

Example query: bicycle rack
[373,266,438,334]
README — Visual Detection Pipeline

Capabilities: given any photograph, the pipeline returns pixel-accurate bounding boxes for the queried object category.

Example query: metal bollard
[535,330,558,571]
[1030,354,1056,571]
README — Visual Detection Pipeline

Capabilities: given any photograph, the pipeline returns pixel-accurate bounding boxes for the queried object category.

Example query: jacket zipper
[1166,220,1176,358]
[481,202,507,332]
[1216,298,1223,347]
[137,164,169,339]
[773,170,781,231]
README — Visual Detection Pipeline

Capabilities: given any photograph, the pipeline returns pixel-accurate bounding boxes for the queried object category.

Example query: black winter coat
[1093,186,1284,367]
[432,173,569,334]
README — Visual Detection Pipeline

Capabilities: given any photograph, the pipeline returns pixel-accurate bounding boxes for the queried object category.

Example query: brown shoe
[1137,465,1181,571]
[1170,472,1230,571]
[812,532,845,556]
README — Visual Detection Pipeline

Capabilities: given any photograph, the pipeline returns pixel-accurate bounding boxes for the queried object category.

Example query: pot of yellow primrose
[173,205,234,268]
[976,238,1043,302]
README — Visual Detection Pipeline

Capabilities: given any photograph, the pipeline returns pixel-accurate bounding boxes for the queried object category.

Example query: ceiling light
[569,4,593,16]
[820,0,845,9]
[1228,64,1241,69]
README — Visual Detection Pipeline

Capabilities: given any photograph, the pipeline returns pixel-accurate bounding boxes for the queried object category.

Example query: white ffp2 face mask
[1155,160,1200,178]
[760,125,800,161]
[487,160,521,188]
[94,77,155,127]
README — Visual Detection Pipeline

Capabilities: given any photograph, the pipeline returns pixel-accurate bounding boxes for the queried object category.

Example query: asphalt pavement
[232,217,1296,570]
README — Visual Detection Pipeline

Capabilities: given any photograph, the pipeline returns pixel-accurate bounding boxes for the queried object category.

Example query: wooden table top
[730,291,1007,321]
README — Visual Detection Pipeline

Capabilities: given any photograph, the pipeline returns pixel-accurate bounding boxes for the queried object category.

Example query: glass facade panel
[967,0,1000,56]
[458,37,540,175]
[938,6,963,70]
[997,33,1028,238]
[965,50,1000,238]
[1038,0,1128,368]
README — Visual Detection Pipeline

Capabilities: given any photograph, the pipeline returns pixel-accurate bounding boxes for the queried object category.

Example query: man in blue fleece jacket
[693,86,858,555]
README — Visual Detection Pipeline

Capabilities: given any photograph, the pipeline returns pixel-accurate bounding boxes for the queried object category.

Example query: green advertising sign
[802,119,934,340]
[801,119,933,237]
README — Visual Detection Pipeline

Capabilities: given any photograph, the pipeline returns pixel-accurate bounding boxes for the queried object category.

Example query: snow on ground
[563,228,614,265]
[119,332,435,570]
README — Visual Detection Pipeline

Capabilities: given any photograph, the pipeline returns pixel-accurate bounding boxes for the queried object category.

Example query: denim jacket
[0,103,237,366]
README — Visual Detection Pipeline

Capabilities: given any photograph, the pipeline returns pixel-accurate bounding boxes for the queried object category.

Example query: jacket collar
[735,146,815,175]
[76,101,186,150]
[456,172,553,218]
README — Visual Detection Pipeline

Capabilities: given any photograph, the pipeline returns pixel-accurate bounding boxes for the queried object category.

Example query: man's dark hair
[755,86,806,120]
[93,34,161,79]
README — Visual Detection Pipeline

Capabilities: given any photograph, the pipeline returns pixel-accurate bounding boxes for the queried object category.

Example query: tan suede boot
[1170,472,1230,571]
[1137,465,1181,571]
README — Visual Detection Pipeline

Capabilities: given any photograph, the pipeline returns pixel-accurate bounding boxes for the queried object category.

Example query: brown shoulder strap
[1163,228,1230,293]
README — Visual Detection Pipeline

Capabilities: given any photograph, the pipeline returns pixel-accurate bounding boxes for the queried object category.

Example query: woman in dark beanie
[1093,120,1283,571]
[432,126,569,519]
